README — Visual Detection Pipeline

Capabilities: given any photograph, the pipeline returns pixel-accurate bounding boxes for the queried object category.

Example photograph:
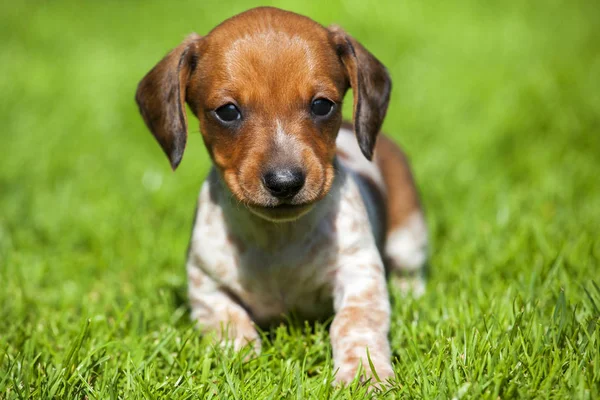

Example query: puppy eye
[214,103,241,122]
[311,98,334,117]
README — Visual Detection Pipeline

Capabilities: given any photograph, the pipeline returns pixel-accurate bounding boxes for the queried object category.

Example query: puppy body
[136,7,427,385]
[188,127,426,383]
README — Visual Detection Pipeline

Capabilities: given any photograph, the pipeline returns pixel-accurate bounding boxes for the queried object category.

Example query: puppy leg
[187,262,260,352]
[375,136,428,296]
[330,261,394,385]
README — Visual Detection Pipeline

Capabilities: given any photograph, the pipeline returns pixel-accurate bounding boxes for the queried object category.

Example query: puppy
[136,7,427,385]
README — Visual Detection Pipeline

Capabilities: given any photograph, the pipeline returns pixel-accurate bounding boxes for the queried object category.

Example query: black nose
[262,168,305,199]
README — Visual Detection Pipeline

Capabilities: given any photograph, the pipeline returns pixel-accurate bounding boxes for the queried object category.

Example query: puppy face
[191,18,347,221]
[136,7,391,222]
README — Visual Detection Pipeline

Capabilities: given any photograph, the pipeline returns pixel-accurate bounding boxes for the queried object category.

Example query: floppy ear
[135,33,202,170]
[328,26,392,160]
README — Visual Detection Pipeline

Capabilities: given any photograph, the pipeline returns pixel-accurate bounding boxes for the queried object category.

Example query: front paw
[334,357,394,386]
[215,324,262,355]
[230,332,262,354]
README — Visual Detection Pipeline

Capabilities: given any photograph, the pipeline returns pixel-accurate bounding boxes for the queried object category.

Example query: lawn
[1,0,599,398]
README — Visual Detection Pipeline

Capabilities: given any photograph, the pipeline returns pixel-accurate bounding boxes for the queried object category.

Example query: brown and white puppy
[136,7,427,386]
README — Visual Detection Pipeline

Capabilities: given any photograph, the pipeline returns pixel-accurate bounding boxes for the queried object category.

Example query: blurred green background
[1,0,599,398]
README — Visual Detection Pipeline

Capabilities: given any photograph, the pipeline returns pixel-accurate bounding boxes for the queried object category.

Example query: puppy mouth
[247,202,315,222]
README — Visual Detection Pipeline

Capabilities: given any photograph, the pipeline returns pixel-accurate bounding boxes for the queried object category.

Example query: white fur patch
[385,211,428,272]
[274,119,301,154]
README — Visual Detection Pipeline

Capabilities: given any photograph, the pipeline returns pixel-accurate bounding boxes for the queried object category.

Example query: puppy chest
[234,243,337,324]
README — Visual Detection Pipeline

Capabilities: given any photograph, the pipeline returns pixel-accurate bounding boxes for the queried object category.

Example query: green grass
[1,0,599,398]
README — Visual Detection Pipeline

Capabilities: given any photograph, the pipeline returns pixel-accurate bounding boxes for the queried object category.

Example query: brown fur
[136,7,392,216]
[375,135,422,233]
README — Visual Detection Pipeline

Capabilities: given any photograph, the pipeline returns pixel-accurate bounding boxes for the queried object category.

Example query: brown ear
[328,26,392,160]
[135,34,202,170]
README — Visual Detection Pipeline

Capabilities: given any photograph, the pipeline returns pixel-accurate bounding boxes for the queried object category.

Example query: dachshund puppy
[136,7,427,385]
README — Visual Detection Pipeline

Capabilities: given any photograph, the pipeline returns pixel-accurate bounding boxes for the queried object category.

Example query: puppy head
[136,7,391,222]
